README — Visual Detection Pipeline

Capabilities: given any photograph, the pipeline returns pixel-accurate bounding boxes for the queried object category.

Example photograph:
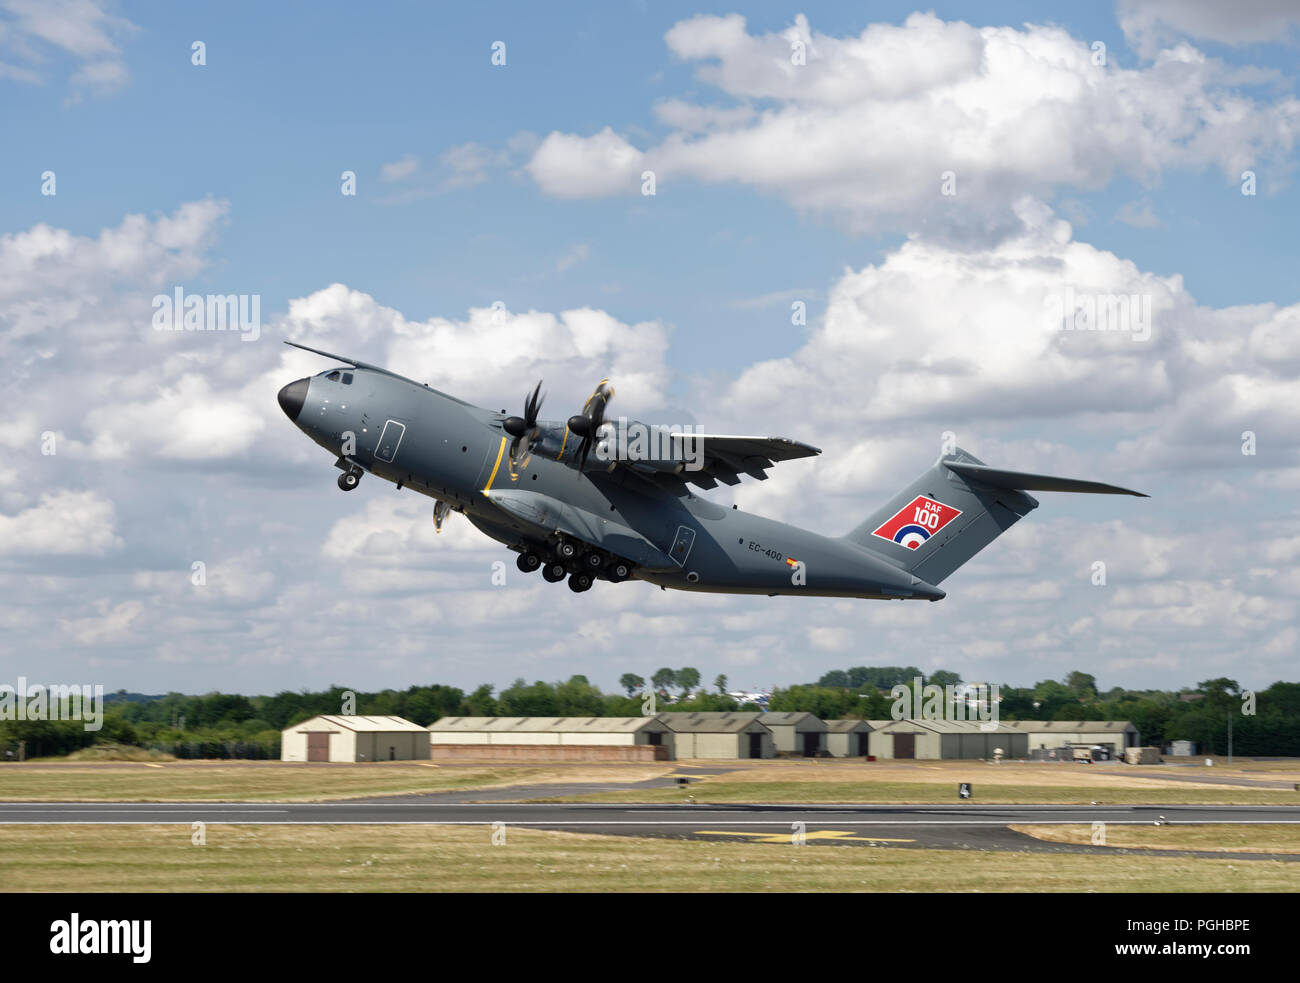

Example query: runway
[3,801,1298,859]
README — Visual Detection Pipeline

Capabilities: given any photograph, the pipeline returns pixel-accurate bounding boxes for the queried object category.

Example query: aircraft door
[376,419,407,463]
[669,525,696,567]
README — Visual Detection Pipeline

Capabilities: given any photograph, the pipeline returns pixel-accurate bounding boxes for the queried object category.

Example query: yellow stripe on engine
[482,437,507,494]
[557,426,569,460]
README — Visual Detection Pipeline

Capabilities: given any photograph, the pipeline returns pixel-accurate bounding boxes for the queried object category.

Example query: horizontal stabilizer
[844,447,1147,585]
[943,462,1148,497]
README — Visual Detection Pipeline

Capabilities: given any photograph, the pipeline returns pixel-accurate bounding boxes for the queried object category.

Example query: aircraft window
[342,373,353,385]
[326,371,341,381]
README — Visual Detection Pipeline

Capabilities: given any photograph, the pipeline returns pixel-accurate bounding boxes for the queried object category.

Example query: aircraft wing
[644,433,821,490]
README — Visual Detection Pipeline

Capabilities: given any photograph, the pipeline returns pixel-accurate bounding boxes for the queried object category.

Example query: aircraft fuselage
[278,365,944,600]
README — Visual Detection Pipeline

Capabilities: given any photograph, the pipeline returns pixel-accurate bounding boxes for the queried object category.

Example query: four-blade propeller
[502,380,544,473]
[502,378,615,474]
[567,379,614,472]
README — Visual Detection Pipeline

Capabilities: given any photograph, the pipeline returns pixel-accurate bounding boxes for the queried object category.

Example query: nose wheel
[337,470,361,491]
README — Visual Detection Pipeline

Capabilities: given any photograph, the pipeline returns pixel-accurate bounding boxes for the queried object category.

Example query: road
[2,800,1298,859]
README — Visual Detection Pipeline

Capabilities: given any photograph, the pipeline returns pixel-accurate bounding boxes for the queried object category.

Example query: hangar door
[748,732,763,758]
[893,733,915,759]
[307,732,331,762]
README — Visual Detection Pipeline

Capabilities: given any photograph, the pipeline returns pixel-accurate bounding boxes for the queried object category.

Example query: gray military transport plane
[277,342,1146,599]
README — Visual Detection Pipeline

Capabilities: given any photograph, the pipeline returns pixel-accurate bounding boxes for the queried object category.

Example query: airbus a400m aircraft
[277,342,1146,599]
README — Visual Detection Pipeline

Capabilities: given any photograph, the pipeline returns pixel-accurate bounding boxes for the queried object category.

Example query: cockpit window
[342,373,353,385]
[326,371,341,381]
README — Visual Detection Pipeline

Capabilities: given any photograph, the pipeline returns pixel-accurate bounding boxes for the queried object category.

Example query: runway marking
[697,830,916,844]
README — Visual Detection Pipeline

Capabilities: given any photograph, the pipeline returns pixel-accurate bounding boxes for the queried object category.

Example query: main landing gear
[516,542,634,589]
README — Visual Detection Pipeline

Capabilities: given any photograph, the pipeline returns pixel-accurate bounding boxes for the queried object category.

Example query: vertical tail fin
[844,448,1146,584]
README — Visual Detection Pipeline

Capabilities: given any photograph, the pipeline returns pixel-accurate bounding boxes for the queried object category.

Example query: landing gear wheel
[608,561,631,582]
[568,572,594,592]
[542,563,567,583]
[337,471,360,491]
[516,552,542,573]
[582,551,604,571]
[556,540,578,560]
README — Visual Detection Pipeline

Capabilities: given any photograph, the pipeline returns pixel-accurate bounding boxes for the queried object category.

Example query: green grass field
[2,824,1295,892]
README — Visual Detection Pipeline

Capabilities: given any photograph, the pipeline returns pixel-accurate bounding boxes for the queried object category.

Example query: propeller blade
[571,378,613,471]
[505,380,545,473]
[525,380,544,425]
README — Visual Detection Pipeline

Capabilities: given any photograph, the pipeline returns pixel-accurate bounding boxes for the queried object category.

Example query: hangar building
[757,711,829,756]
[657,712,775,759]
[1008,720,1140,756]
[824,719,873,757]
[427,716,673,760]
[281,715,430,762]
[867,719,1028,759]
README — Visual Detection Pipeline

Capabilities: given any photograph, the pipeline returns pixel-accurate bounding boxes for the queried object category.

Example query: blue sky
[3,1,1299,696]
[5,1,1295,376]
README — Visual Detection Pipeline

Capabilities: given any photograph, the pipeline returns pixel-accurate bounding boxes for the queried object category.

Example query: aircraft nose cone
[277,378,308,422]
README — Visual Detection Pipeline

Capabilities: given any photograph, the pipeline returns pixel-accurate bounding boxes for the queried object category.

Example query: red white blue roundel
[871,495,962,550]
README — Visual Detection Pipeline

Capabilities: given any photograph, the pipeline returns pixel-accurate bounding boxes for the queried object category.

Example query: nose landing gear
[337,470,361,491]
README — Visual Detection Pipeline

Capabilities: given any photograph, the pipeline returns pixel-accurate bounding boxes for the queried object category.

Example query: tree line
[3,669,1297,758]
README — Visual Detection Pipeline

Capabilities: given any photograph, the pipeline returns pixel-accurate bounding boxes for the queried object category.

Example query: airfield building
[1008,720,1140,757]
[281,715,430,763]
[824,719,873,757]
[656,712,775,759]
[427,716,673,760]
[757,711,829,756]
[867,719,1028,760]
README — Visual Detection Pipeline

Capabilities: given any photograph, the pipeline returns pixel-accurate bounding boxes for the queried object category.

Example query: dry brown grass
[1011,823,1300,855]
[0,761,672,802]
[1,824,1295,892]
[674,758,1296,790]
